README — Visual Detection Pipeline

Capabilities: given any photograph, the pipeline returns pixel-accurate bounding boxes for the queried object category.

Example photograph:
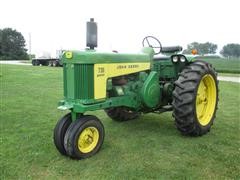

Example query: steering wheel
[142,36,162,55]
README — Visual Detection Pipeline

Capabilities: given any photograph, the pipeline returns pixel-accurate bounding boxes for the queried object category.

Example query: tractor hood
[61,47,154,64]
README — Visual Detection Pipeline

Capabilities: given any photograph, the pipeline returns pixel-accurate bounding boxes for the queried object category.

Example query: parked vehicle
[32,50,63,67]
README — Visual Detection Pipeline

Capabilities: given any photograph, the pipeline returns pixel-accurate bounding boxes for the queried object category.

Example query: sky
[0,0,239,57]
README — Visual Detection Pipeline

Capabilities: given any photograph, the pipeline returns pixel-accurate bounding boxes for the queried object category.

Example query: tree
[0,28,28,60]
[183,42,218,55]
[220,44,240,58]
[183,42,199,54]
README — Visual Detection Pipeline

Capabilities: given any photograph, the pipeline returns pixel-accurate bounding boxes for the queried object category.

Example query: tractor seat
[161,46,183,53]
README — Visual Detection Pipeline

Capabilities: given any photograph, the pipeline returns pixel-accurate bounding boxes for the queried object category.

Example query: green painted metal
[185,55,198,62]
[141,71,160,108]
[74,64,94,99]
[71,111,77,121]
[152,59,177,78]
[65,64,75,99]
[141,47,155,59]
[59,46,191,117]
[63,63,94,101]
[60,95,141,113]
[62,47,153,64]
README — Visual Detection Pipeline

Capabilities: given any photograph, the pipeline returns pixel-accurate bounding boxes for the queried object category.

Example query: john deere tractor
[54,18,218,159]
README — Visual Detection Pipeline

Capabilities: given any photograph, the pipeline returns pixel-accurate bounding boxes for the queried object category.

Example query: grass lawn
[197,57,240,74]
[218,73,240,77]
[1,65,240,179]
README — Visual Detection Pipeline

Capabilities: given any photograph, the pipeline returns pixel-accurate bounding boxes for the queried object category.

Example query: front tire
[105,107,140,122]
[172,61,218,136]
[64,115,104,159]
[53,113,72,155]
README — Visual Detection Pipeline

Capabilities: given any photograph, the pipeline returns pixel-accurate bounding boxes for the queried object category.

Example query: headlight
[180,56,186,62]
[172,56,178,62]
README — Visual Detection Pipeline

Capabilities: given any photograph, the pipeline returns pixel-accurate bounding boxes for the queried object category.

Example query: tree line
[183,42,240,58]
[0,28,240,60]
[0,28,28,60]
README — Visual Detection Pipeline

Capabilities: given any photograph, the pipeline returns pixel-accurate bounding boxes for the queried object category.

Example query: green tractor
[54,18,218,159]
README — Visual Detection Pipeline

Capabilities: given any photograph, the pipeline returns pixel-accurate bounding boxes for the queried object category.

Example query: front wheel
[53,113,72,155]
[172,61,219,136]
[64,115,104,159]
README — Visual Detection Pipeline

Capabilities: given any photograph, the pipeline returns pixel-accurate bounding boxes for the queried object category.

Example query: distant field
[1,57,240,74]
[218,73,240,77]
[0,65,240,179]
[197,57,240,74]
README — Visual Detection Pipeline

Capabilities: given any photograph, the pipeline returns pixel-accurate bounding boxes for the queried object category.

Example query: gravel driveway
[0,60,31,66]
[218,76,240,83]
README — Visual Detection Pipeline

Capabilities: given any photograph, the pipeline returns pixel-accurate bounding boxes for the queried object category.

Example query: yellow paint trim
[196,74,217,126]
[78,127,99,153]
[94,62,150,99]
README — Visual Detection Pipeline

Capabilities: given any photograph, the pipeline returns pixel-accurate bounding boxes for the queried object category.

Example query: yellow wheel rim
[78,127,99,153]
[196,74,217,126]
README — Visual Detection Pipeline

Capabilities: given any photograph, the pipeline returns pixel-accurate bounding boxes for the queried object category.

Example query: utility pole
[29,33,32,60]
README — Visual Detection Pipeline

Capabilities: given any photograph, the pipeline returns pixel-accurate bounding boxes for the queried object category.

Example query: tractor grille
[63,64,94,100]
[74,64,94,99]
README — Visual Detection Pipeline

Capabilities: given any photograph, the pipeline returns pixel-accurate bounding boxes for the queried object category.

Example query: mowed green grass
[197,57,240,74]
[0,65,240,179]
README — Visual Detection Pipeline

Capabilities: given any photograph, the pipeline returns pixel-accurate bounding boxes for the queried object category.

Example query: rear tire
[105,107,140,122]
[53,113,72,155]
[172,61,218,136]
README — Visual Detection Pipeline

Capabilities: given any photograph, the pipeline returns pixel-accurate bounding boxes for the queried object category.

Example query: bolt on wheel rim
[196,74,217,126]
[78,127,99,153]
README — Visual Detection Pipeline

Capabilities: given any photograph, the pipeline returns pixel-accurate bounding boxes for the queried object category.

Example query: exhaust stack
[86,18,98,50]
